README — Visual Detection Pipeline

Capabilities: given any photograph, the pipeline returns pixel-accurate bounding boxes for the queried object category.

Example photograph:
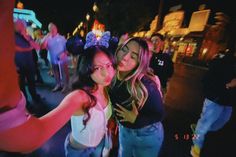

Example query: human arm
[40,33,51,50]
[114,78,164,124]
[0,0,21,108]
[15,45,34,52]
[0,2,89,149]
[57,37,69,61]
[226,78,236,89]
[0,90,89,153]
[134,80,164,124]
[27,37,40,51]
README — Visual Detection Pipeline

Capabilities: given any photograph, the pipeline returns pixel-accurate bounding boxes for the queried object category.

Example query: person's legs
[133,122,164,157]
[118,125,134,157]
[192,98,225,156]
[26,67,41,102]
[61,62,70,93]
[210,106,232,131]
[40,49,49,67]
[51,64,62,92]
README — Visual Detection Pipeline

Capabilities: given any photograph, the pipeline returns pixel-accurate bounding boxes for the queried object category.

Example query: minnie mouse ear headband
[84,31,111,49]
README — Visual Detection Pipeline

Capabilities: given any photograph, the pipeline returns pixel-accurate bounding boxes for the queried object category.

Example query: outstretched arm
[0,0,21,108]
[0,90,89,153]
[0,0,88,153]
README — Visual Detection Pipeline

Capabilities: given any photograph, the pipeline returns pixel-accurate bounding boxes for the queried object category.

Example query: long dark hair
[71,45,115,126]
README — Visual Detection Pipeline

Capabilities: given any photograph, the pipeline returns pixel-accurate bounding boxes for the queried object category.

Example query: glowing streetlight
[79,22,83,27]
[86,14,90,34]
[86,13,90,21]
[93,3,98,12]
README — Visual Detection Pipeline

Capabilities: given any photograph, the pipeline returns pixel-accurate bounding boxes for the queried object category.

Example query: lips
[104,77,111,83]
[118,62,125,67]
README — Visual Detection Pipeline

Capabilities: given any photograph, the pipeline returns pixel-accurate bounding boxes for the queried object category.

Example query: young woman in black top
[110,37,165,157]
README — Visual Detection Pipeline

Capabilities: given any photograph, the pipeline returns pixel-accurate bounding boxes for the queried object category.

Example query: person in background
[109,37,164,157]
[146,38,162,97]
[14,19,43,104]
[31,28,44,84]
[0,0,90,153]
[191,41,236,157]
[64,31,115,157]
[150,33,174,100]
[41,22,69,93]
[34,29,50,68]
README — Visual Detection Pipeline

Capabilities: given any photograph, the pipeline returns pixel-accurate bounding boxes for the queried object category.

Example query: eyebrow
[125,45,139,55]
[93,62,112,67]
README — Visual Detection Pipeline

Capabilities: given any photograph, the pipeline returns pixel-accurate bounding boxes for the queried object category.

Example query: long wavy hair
[71,46,115,127]
[115,37,159,110]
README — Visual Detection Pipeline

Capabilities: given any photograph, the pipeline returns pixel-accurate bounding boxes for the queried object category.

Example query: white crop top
[70,99,112,147]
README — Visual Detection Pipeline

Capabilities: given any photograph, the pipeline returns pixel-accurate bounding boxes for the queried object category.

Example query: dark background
[18,0,234,35]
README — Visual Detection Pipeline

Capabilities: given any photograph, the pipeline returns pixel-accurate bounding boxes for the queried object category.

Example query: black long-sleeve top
[202,52,236,106]
[150,52,174,88]
[109,76,164,129]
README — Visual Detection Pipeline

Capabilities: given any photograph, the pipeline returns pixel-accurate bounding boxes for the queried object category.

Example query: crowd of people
[1,0,236,157]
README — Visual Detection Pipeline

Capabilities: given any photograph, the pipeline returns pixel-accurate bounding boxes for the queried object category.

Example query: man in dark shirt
[150,33,174,99]
[191,49,236,157]
[14,19,43,104]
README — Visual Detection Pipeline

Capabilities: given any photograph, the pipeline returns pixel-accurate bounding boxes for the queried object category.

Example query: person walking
[191,48,236,157]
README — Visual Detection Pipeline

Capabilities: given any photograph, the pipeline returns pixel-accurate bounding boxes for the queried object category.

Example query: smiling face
[90,51,115,87]
[116,40,140,73]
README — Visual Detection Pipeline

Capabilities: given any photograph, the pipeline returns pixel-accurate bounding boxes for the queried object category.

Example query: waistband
[69,134,89,149]
[119,122,162,132]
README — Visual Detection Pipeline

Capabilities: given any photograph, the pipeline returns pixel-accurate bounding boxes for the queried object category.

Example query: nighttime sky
[18,0,94,34]
[18,0,234,35]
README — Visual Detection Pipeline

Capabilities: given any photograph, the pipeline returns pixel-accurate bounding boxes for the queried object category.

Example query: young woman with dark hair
[64,32,116,157]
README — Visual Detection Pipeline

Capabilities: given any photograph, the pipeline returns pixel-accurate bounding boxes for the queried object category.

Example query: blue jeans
[193,98,232,149]
[64,134,105,157]
[118,122,164,157]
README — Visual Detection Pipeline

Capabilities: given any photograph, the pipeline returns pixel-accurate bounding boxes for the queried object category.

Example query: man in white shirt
[41,23,69,93]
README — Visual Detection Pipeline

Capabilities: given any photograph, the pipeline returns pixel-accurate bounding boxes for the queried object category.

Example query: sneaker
[52,84,62,92]
[190,145,200,157]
